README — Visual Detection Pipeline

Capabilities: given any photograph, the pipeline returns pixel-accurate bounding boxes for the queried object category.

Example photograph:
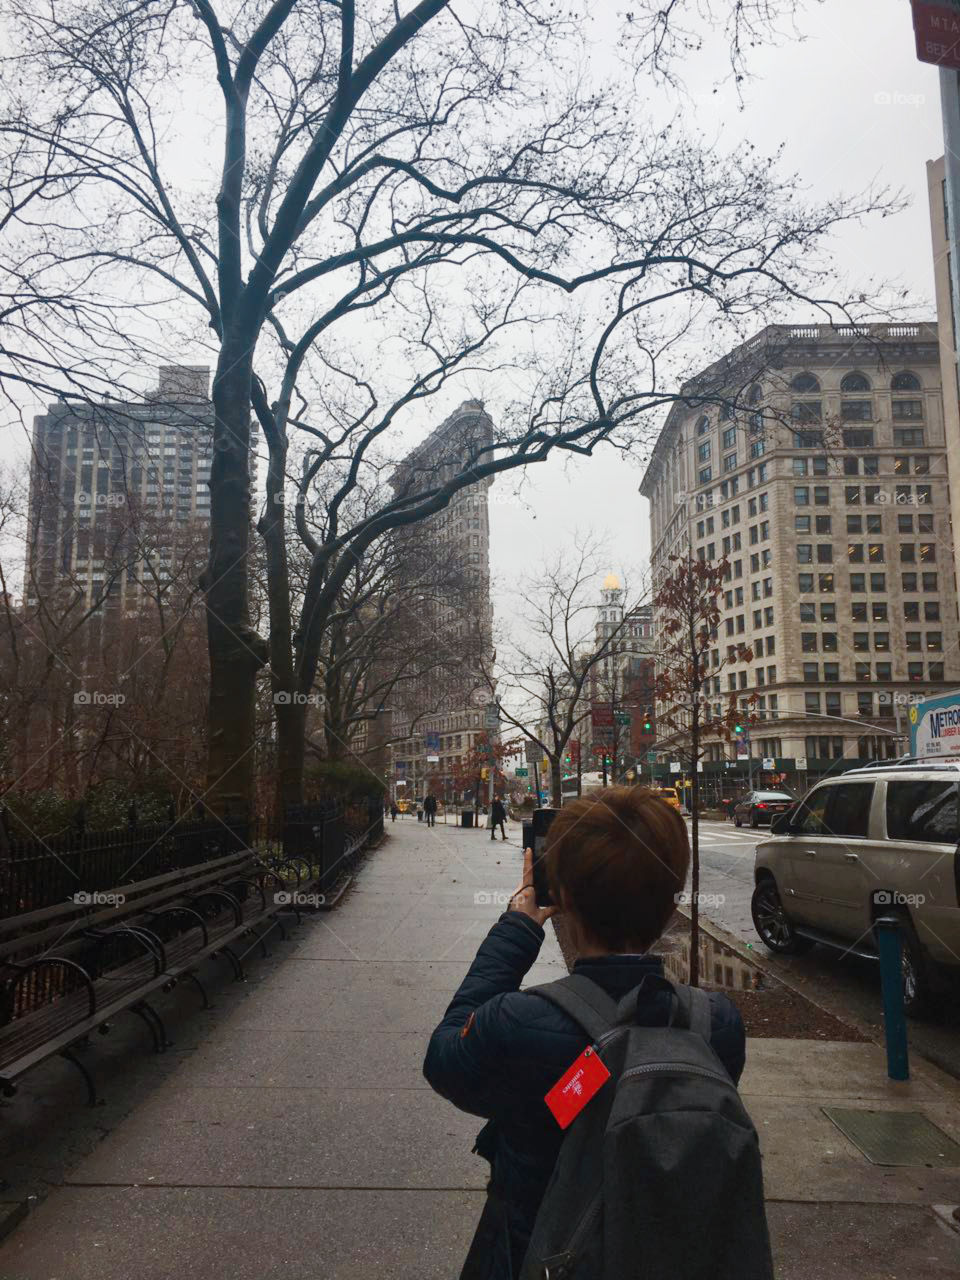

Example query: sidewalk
[1,817,959,1278]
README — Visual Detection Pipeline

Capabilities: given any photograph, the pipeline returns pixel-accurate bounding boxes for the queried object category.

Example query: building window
[891,370,921,391]
[894,428,924,446]
[842,428,874,447]
[794,486,809,505]
[698,466,712,485]
[791,372,821,393]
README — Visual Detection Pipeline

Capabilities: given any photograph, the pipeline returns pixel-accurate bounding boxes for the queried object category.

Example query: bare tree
[653,554,752,986]
[0,0,896,819]
[488,541,648,805]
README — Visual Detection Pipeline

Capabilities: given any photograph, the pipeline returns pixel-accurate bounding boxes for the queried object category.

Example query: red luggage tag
[545,1046,611,1129]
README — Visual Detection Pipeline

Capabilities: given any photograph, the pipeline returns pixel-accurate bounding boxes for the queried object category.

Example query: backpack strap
[613,976,713,1042]
[526,974,620,1041]
[670,983,713,1041]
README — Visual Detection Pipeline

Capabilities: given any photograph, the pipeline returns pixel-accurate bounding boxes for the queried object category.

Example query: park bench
[0,849,296,1105]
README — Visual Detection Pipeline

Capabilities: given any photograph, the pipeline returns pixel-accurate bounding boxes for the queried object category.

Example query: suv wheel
[751,812,759,829]
[751,876,813,955]
[897,921,935,1019]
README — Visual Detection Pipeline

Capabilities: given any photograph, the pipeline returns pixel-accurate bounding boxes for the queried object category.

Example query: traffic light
[734,723,744,735]
[643,720,652,732]
[480,767,489,781]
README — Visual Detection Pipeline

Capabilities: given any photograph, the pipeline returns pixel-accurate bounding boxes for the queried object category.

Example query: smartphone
[530,807,559,907]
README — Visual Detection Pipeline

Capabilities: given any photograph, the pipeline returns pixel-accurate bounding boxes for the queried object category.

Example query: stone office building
[640,322,960,782]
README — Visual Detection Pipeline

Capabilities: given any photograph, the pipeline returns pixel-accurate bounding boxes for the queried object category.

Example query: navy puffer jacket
[423,911,747,1280]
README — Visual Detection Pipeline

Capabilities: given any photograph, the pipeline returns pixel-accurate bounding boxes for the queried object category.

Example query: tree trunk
[689,704,701,986]
[257,430,301,819]
[203,342,267,819]
[550,757,562,806]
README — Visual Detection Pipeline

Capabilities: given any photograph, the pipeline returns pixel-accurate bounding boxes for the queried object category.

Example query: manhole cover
[822,1107,960,1167]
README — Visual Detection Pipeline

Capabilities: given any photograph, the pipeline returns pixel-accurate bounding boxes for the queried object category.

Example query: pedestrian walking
[424,794,437,827]
[424,786,758,1280]
[390,802,398,822]
[490,795,507,841]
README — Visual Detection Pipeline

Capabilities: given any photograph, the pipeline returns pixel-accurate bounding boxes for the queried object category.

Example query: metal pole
[874,915,910,1081]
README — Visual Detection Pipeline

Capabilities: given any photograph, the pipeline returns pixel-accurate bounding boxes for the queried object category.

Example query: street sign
[426,754,439,764]
[796,756,808,772]
[736,738,748,760]
[515,767,529,777]
[696,761,703,772]
[762,757,775,771]
[525,741,544,763]
[425,732,441,752]
[483,703,500,730]
[396,762,406,774]
[669,760,680,772]
[646,750,657,763]
[912,1,960,69]
[614,712,631,726]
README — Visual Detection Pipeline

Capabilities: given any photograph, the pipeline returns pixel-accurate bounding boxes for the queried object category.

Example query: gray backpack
[519,974,774,1280]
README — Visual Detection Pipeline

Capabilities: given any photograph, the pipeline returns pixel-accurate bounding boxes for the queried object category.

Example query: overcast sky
[489,0,948,618]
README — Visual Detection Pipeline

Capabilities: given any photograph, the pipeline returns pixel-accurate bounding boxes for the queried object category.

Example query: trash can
[461,810,474,828]
[417,809,423,822]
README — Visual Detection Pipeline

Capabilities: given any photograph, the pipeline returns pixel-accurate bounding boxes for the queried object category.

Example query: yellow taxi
[648,785,682,811]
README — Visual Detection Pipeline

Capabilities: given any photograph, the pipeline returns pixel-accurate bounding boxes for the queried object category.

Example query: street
[689,818,960,1079]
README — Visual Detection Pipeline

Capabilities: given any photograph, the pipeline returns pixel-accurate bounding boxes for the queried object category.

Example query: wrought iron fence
[0,815,253,918]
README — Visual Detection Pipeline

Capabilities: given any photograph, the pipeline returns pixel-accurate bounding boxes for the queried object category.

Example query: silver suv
[750,759,960,1015]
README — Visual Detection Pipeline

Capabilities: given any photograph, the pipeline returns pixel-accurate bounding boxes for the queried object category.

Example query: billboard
[909,690,960,758]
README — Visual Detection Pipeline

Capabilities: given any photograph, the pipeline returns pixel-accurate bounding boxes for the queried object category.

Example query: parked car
[750,759,960,1015]
[732,790,795,828]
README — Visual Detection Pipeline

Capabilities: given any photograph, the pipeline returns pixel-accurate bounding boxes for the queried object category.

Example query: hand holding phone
[509,846,556,926]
